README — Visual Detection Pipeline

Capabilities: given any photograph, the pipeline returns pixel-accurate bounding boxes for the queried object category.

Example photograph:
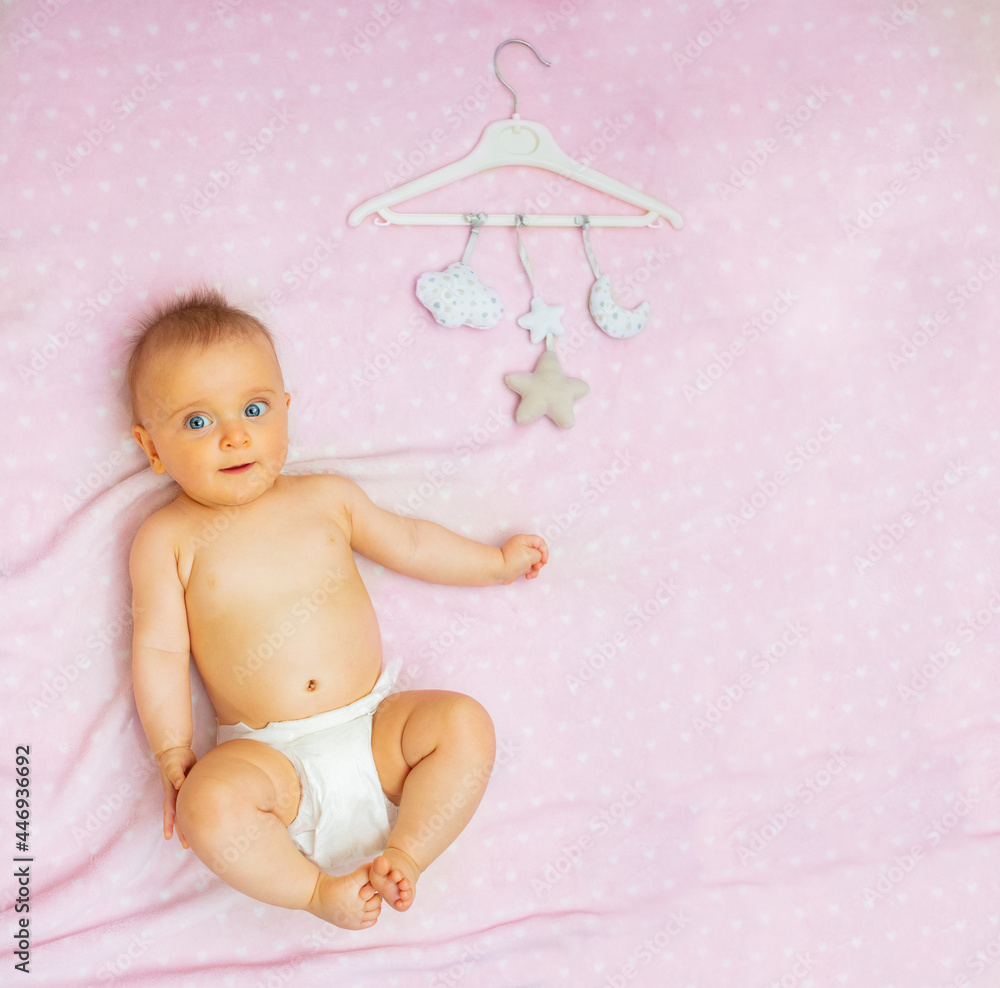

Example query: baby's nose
[220,421,251,447]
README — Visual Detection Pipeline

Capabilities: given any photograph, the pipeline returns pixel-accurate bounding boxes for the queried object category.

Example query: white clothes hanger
[347,39,683,229]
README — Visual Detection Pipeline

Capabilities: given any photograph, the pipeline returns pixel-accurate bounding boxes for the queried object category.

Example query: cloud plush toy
[416,261,504,329]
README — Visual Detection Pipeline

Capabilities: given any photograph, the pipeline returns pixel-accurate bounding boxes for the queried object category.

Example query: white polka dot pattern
[416,261,504,329]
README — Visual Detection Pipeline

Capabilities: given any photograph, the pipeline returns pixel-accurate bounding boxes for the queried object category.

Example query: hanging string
[514,215,536,293]
[462,212,487,264]
[580,217,602,279]
[514,216,555,351]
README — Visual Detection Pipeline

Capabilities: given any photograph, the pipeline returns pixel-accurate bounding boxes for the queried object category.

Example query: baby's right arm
[129,513,195,848]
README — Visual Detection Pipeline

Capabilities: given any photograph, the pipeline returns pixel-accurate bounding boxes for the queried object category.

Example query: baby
[126,288,547,930]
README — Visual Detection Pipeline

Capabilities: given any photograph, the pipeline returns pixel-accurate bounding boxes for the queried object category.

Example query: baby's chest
[186,522,355,611]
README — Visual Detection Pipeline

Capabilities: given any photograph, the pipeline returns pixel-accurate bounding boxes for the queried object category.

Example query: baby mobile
[347,39,683,429]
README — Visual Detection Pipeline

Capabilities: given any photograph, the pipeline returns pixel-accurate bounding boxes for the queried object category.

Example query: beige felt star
[505,349,590,429]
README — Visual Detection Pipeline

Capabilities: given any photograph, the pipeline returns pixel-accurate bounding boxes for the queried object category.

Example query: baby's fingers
[162,786,190,850]
[166,765,187,790]
[536,537,549,566]
[174,817,190,851]
[524,535,548,577]
[159,755,192,848]
[162,789,177,841]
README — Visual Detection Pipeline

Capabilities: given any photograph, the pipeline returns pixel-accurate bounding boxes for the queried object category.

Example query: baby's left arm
[335,477,548,586]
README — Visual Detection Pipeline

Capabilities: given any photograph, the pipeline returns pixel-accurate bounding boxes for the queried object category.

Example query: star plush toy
[517,296,566,345]
[505,349,590,429]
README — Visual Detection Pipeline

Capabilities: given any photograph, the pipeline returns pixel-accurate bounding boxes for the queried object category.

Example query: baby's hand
[156,746,197,849]
[499,534,549,584]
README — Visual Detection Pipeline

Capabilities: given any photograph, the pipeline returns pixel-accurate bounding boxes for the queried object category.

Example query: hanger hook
[493,39,551,117]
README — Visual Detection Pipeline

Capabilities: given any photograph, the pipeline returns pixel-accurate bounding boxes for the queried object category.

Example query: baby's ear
[132,425,166,474]
[285,392,291,410]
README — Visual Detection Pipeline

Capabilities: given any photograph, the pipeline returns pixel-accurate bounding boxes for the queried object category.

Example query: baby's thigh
[370,690,495,800]
[180,739,301,827]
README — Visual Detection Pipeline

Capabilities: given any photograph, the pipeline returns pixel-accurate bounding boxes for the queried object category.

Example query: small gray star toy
[505,349,590,429]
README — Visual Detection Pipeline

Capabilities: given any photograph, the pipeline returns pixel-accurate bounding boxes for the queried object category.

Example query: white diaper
[215,658,402,871]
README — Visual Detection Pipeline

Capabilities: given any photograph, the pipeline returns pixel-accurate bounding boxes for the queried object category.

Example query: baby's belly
[191,585,384,729]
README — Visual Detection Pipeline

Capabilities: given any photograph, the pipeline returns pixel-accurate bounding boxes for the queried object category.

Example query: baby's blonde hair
[126,287,277,426]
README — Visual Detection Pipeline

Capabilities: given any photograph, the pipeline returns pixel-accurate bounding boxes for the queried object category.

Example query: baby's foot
[369,847,421,912]
[307,865,382,930]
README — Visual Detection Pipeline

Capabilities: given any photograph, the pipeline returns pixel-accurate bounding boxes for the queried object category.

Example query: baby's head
[126,288,291,508]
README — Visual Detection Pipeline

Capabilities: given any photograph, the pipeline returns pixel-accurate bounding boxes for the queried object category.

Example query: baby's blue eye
[245,401,267,418]
[184,414,211,431]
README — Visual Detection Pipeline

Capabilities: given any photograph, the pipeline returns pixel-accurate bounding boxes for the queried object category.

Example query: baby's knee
[175,766,242,835]
[446,695,496,761]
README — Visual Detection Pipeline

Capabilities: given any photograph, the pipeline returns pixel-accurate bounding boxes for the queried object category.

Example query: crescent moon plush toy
[589,273,650,339]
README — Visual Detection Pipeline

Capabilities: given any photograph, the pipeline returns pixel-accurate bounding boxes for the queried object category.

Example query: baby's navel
[306,679,317,692]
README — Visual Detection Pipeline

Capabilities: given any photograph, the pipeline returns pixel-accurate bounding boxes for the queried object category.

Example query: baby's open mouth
[220,462,254,474]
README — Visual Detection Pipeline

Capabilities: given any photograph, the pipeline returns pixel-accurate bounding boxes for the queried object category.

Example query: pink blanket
[4,1,1000,985]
